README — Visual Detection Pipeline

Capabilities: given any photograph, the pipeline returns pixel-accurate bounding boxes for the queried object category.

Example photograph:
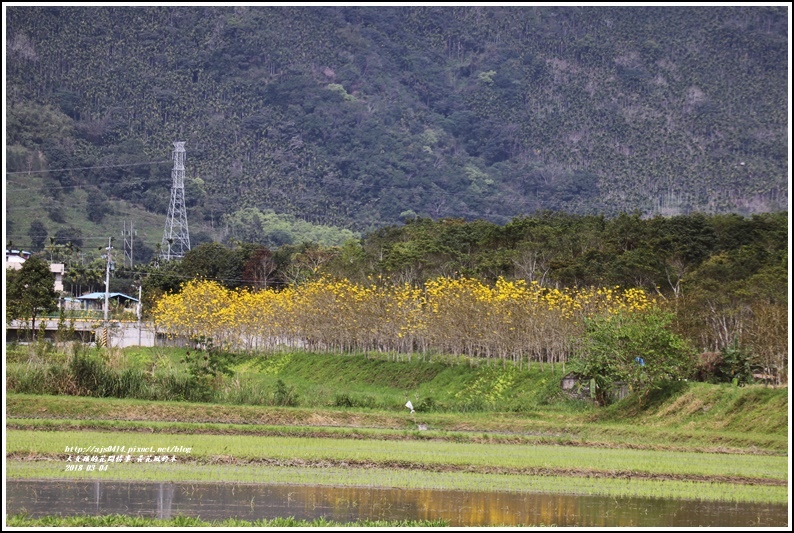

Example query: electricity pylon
[160,141,190,261]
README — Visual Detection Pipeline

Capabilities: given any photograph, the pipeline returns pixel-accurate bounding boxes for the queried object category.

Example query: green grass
[5,347,789,513]
[7,347,788,434]
[7,429,788,480]
[7,393,788,454]
[595,380,790,433]
[6,416,788,460]
[6,460,787,504]
[241,351,576,413]
[7,417,568,447]
[5,513,451,527]
[5,347,578,411]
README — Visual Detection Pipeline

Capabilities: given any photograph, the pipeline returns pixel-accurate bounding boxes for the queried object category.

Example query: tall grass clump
[7,361,71,395]
[6,345,580,413]
[150,372,195,402]
[218,375,270,406]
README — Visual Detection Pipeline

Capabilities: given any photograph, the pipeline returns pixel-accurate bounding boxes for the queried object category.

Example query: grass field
[7,425,788,479]
[5,346,791,525]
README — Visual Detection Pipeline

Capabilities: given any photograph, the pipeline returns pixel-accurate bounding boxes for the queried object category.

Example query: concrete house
[5,249,64,292]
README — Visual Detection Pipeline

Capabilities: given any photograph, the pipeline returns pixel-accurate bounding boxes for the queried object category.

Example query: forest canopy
[5,6,788,251]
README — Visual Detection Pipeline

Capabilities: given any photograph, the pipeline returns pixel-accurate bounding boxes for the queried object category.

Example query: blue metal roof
[77,292,139,302]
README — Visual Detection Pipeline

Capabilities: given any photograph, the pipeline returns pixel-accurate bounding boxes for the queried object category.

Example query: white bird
[405,401,415,414]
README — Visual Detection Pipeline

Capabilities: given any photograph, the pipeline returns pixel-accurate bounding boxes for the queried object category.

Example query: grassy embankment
[6,346,790,506]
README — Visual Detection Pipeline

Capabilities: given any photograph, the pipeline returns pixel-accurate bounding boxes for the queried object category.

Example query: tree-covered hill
[5,6,789,249]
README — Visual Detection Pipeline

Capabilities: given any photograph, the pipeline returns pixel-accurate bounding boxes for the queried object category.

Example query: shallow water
[6,480,788,527]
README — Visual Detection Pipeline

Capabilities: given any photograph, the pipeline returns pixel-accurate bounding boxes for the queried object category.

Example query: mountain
[5,6,789,251]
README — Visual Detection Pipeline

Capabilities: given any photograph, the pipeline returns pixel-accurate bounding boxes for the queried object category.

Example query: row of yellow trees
[153,277,657,366]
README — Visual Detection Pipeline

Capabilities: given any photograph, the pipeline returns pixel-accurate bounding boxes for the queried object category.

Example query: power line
[5,160,170,176]
[6,163,529,206]
[118,271,255,284]
[57,265,264,286]
[5,175,171,192]
[6,234,148,243]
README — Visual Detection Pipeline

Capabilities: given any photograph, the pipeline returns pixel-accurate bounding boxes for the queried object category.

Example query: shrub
[113,368,150,399]
[333,393,356,408]
[415,396,436,412]
[273,379,299,407]
[220,376,269,406]
[333,393,378,409]
[70,353,115,397]
[575,309,696,406]
[180,343,236,402]
[697,344,754,385]
[156,372,194,402]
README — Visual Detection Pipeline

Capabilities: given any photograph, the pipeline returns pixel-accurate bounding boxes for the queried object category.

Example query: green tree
[54,227,84,248]
[6,255,59,340]
[178,242,232,283]
[27,220,48,251]
[140,259,182,317]
[576,309,696,406]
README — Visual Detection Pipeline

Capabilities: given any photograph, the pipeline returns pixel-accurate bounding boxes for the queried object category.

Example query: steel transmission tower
[160,141,190,261]
[122,221,136,268]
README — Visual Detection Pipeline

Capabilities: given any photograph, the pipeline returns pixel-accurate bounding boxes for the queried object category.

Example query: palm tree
[66,264,88,296]
[46,237,57,262]
[64,241,81,267]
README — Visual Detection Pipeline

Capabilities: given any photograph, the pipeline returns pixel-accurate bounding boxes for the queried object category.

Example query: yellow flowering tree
[152,276,658,365]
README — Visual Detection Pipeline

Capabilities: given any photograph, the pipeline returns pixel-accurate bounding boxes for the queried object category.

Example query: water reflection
[6,480,787,527]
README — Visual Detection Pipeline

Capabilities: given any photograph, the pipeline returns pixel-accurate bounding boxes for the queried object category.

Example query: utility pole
[137,284,142,347]
[103,237,113,347]
[160,141,191,261]
[104,237,112,324]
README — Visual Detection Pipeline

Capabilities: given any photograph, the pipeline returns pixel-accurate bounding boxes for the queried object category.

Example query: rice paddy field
[4,346,791,526]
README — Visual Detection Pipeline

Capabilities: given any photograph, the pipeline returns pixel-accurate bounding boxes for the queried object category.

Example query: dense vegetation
[145,212,786,381]
[151,277,658,369]
[4,6,788,390]
[10,211,787,384]
[5,6,788,252]
[6,346,789,443]
[5,345,570,411]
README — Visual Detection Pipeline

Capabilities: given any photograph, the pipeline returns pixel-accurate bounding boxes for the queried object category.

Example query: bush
[415,396,436,412]
[70,353,115,397]
[7,363,48,394]
[333,392,378,409]
[219,376,270,406]
[113,368,150,399]
[180,344,237,402]
[575,310,696,406]
[273,379,299,407]
[333,393,356,408]
[696,344,754,385]
[155,372,194,402]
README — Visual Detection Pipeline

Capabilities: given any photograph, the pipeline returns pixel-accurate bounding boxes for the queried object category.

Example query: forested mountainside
[5,6,789,248]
